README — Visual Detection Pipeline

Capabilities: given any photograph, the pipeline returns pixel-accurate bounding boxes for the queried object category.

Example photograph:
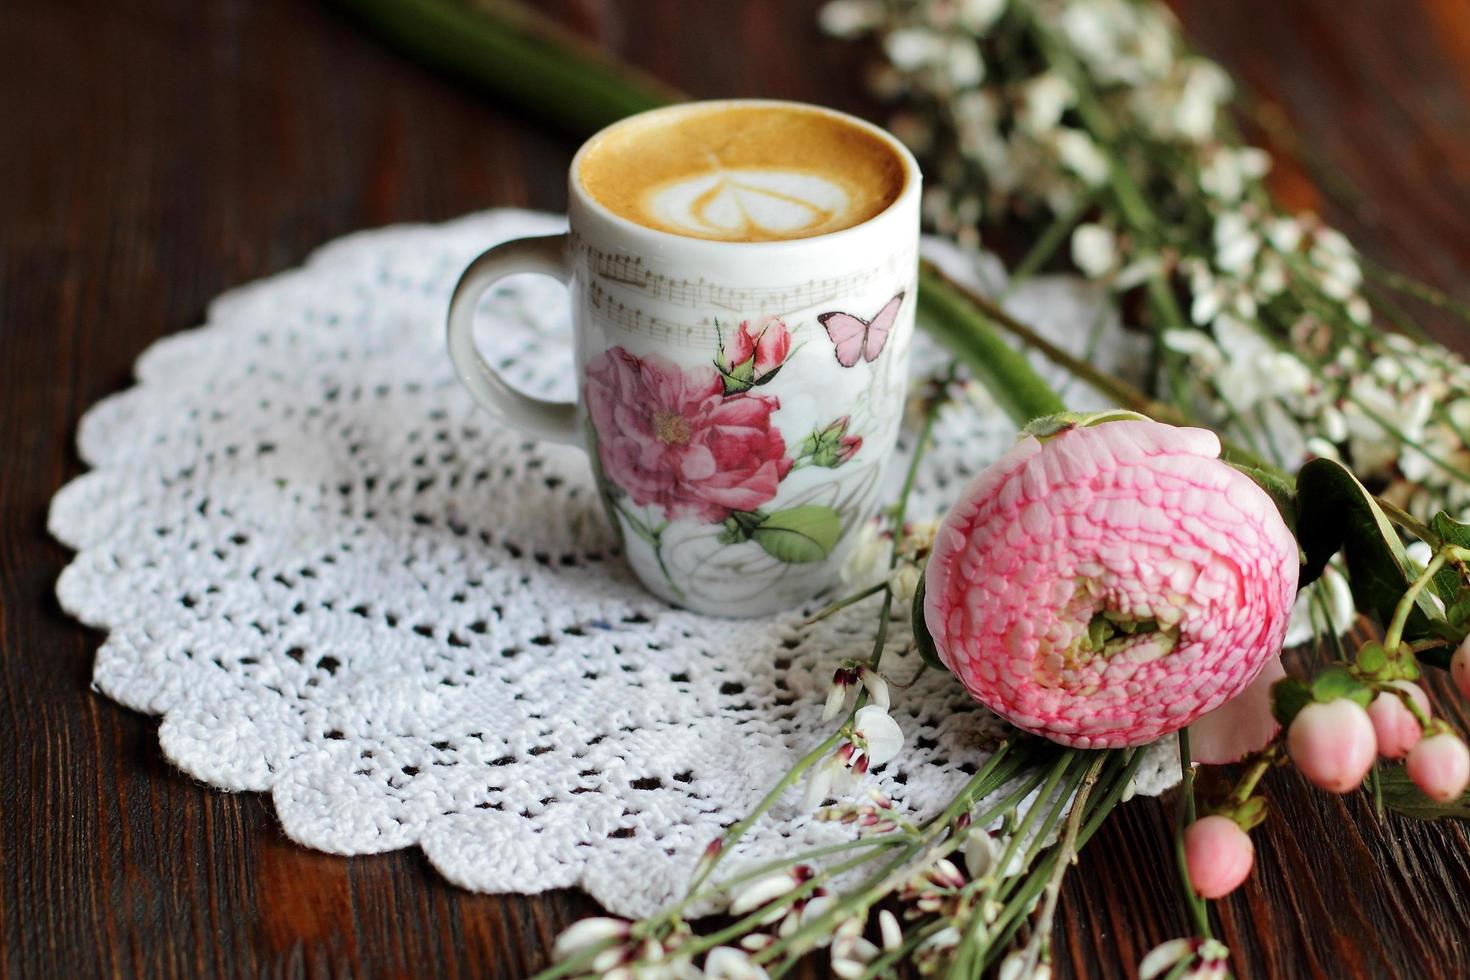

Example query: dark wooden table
[5,1,1470,976]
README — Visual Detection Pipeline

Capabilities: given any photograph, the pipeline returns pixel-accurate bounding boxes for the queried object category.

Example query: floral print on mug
[583,314,877,599]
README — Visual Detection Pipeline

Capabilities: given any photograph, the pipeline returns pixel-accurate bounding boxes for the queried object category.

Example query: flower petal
[1187,655,1285,765]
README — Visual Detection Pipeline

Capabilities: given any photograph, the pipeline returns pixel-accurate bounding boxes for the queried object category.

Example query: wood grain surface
[3,1,1469,977]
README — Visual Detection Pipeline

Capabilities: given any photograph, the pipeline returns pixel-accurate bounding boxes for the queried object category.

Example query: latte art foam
[578,104,906,242]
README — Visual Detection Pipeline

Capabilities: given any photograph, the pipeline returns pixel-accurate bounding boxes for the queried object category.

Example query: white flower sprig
[826,0,1470,524]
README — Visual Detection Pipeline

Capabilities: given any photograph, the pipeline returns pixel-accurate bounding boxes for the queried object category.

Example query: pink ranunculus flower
[584,346,792,523]
[922,417,1300,748]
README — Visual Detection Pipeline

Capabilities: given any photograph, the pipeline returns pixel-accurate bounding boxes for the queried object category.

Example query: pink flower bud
[1183,815,1254,899]
[1406,732,1470,803]
[1452,638,1470,701]
[1366,681,1429,759]
[1286,700,1377,793]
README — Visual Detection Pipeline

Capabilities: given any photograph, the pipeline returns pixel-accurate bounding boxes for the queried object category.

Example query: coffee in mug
[576,102,907,242]
[447,100,921,617]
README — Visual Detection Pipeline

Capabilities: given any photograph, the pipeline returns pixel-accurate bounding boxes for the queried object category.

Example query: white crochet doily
[50,210,1176,917]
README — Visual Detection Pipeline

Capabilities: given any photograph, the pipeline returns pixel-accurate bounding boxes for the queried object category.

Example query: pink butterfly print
[818,292,904,368]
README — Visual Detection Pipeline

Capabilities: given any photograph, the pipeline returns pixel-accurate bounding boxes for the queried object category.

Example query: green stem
[1362,260,1470,325]
[1016,756,1107,977]
[328,0,678,136]
[1384,549,1449,651]
[916,265,1068,426]
[923,260,1171,421]
[759,745,1043,971]
[1374,495,1437,543]
[803,582,886,624]
[1228,750,1277,808]
[1175,730,1213,940]
[684,729,845,897]
[980,750,1143,970]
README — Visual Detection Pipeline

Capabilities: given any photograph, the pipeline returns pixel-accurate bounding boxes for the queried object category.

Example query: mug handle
[446,233,580,446]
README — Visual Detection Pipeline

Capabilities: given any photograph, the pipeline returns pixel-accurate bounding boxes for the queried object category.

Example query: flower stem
[804,582,886,624]
[1014,755,1108,977]
[1362,260,1470,325]
[757,746,1043,971]
[683,729,845,898]
[1384,549,1449,651]
[1174,730,1213,940]
[916,265,1067,426]
[922,260,1164,422]
[1374,495,1437,543]
[328,0,679,136]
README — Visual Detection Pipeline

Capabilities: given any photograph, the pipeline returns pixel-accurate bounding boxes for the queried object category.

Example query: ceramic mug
[447,100,921,616]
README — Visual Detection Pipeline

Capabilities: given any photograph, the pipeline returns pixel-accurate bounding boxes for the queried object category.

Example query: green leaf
[1378,766,1470,823]
[1310,665,1371,707]
[911,576,949,672]
[1295,458,1439,637]
[1431,512,1470,602]
[750,505,842,564]
[1270,677,1313,727]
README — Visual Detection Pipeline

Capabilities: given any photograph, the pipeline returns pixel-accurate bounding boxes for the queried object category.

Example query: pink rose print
[746,316,791,379]
[716,316,792,393]
[585,346,792,524]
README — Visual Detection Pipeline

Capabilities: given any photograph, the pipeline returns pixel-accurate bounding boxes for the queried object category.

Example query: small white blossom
[729,872,800,919]
[958,0,1007,32]
[877,909,903,952]
[1019,72,1074,134]
[818,0,884,38]
[861,667,891,709]
[1266,215,1305,252]
[884,28,948,70]
[1173,59,1232,141]
[998,951,1052,980]
[554,917,631,962]
[964,829,1000,879]
[1200,147,1270,202]
[1254,253,1289,296]
[822,680,851,722]
[944,38,986,88]
[1213,211,1260,274]
[1071,223,1118,279]
[1346,295,1372,326]
[888,563,922,604]
[840,519,891,588]
[831,918,880,977]
[1139,938,1231,980]
[854,704,905,766]
[1052,128,1110,186]
[704,946,770,979]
